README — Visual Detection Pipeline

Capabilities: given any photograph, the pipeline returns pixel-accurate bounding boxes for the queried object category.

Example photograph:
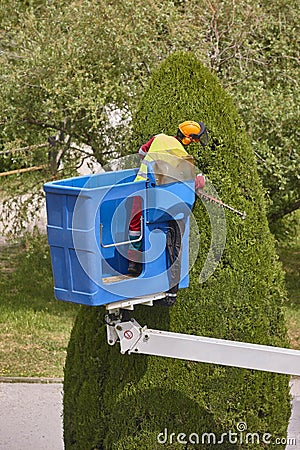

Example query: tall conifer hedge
[64,52,290,449]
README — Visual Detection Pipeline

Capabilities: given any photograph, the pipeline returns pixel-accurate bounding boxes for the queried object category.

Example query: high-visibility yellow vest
[135,134,192,183]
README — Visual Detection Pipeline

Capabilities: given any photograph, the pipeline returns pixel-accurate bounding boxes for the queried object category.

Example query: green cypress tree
[64,52,290,449]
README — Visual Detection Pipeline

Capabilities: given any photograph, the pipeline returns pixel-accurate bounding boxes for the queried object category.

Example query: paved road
[0,378,299,450]
[0,382,63,450]
[287,378,300,449]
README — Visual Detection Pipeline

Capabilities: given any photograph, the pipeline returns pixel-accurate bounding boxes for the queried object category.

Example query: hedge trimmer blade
[197,189,246,220]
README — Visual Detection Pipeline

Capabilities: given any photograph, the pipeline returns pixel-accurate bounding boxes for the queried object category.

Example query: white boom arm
[106,317,300,376]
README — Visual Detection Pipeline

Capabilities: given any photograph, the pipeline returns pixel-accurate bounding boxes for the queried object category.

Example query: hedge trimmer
[196,189,246,220]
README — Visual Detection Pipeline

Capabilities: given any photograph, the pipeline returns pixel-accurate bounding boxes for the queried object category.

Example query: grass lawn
[278,244,300,350]
[0,236,79,378]
[0,232,299,379]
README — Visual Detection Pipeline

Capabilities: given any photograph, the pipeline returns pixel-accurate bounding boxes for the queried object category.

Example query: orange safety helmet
[177,120,209,146]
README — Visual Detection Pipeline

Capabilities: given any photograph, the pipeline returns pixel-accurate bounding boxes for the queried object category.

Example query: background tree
[0,0,298,236]
[64,52,290,449]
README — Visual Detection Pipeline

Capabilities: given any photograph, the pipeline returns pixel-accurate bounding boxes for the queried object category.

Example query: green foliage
[0,0,298,237]
[0,0,184,161]
[64,53,290,449]
[230,0,300,229]
[0,0,192,234]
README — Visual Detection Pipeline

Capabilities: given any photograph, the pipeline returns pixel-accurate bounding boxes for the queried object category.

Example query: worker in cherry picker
[128,120,209,286]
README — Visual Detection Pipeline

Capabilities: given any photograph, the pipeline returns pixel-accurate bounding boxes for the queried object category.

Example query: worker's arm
[191,174,206,211]
[138,136,156,159]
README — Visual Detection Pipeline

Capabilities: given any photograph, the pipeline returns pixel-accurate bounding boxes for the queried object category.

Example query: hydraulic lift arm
[105,306,300,377]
